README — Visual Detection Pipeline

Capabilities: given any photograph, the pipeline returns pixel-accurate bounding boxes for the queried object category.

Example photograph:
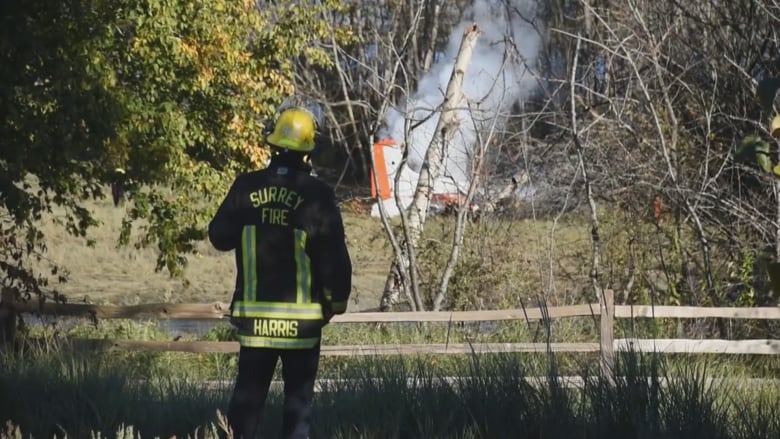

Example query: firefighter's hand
[229,317,250,331]
[322,302,335,325]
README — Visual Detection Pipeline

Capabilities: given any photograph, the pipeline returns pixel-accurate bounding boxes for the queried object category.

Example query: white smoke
[381,0,544,191]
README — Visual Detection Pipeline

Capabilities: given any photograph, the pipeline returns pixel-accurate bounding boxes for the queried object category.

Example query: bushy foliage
[0,0,350,298]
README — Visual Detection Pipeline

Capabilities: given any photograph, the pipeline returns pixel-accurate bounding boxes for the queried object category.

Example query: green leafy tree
[0,0,346,301]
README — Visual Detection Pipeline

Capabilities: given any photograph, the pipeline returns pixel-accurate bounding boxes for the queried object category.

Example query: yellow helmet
[772,115,780,138]
[266,108,317,152]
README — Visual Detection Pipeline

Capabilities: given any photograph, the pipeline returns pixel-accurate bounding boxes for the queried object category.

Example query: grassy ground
[35,192,594,310]
[31,192,779,349]
[36,195,394,308]
[1,340,778,439]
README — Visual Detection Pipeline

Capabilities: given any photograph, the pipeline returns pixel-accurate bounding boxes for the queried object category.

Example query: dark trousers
[226,344,321,439]
[111,182,125,207]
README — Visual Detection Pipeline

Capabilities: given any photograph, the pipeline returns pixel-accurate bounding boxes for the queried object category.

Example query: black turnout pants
[227,344,321,439]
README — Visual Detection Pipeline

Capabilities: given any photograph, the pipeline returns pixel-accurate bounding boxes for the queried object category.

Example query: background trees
[2,0,779,325]
[296,0,780,315]
[542,0,780,311]
[0,0,346,299]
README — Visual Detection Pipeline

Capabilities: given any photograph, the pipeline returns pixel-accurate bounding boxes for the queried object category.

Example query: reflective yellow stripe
[241,225,257,302]
[294,229,311,304]
[231,301,323,320]
[238,335,320,349]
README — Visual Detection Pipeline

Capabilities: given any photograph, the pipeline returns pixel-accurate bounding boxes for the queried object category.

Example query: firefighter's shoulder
[300,174,336,197]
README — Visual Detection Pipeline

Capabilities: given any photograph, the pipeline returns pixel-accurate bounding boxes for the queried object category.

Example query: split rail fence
[2,289,779,372]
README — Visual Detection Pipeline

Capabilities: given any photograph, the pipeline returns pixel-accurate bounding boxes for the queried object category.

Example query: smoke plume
[382,0,544,191]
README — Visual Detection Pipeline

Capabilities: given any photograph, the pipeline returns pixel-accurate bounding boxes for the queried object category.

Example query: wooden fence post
[600,289,615,379]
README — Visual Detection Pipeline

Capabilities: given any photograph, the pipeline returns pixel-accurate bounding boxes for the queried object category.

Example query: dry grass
[34,193,596,309]
[35,195,397,308]
[37,196,230,306]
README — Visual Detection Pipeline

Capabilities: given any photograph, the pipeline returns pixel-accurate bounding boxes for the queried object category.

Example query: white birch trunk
[379,24,481,311]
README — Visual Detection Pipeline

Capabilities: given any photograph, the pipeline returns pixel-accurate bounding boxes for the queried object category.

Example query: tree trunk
[571,35,611,378]
[422,1,441,72]
[379,24,481,311]
[433,102,491,311]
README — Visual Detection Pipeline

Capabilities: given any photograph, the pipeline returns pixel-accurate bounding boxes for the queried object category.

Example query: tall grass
[1,340,778,439]
[0,341,231,439]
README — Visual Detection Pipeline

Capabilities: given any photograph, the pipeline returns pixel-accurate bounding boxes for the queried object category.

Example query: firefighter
[111,167,127,207]
[209,100,352,439]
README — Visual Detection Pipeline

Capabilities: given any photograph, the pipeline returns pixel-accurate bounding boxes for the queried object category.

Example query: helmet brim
[267,134,315,152]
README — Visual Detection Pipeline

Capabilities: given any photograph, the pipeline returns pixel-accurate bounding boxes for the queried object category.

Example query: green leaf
[735,135,763,159]
[757,149,773,174]
[736,135,773,173]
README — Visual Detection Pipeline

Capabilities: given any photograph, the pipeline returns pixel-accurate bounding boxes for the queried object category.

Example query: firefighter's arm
[312,192,352,316]
[208,180,241,251]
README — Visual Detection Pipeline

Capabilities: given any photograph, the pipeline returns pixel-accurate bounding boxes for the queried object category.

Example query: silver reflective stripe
[294,229,311,303]
[232,300,323,320]
[241,225,257,302]
[238,335,320,349]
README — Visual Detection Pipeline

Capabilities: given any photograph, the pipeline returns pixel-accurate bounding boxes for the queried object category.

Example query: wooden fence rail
[3,290,780,371]
[68,339,780,356]
[10,300,780,322]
